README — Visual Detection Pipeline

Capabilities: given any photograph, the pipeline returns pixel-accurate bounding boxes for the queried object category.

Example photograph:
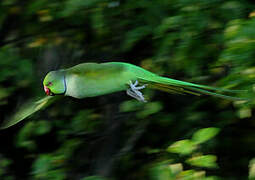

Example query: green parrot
[43,62,243,101]
[0,62,245,129]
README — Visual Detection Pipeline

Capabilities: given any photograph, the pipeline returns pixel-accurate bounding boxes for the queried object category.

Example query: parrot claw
[127,80,147,102]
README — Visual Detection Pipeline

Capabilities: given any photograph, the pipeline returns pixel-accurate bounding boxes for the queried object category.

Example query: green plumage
[1,62,246,129]
[44,62,244,100]
[64,62,134,98]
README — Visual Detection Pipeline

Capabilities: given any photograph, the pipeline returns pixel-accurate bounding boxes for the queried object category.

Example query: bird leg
[126,80,147,102]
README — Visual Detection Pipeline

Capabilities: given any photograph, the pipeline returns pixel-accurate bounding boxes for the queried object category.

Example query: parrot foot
[127,80,147,102]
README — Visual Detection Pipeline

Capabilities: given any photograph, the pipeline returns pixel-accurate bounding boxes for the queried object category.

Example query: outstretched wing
[0,96,59,129]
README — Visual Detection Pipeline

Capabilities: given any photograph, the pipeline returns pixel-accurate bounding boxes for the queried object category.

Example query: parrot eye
[47,82,53,86]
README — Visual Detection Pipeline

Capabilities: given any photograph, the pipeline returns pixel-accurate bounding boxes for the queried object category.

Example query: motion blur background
[0,0,255,179]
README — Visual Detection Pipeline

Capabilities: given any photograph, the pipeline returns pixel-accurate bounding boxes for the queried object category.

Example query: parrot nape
[0,62,246,129]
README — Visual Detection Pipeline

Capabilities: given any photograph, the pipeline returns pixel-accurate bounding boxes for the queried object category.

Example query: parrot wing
[0,96,59,129]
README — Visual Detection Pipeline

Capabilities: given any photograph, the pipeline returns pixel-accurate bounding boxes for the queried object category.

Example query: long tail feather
[147,83,201,96]
[152,76,246,93]
[138,76,247,101]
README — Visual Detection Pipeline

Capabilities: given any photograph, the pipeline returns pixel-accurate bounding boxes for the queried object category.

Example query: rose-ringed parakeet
[43,62,243,102]
[0,62,245,129]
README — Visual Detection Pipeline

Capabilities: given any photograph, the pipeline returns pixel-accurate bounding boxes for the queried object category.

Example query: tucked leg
[127,89,143,102]
[126,80,147,102]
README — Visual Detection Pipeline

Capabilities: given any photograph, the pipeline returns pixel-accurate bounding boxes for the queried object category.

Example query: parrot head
[43,70,66,96]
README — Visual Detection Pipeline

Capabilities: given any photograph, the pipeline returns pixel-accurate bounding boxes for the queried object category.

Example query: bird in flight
[0,62,245,129]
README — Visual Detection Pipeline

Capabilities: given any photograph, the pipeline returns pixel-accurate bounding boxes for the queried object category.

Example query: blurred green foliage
[0,0,255,179]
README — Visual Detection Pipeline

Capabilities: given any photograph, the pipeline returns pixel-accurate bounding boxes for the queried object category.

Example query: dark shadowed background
[1,0,255,179]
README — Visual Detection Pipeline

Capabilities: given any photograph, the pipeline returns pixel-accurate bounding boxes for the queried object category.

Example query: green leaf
[192,128,220,145]
[177,170,206,180]
[249,158,255,179]
[137,102,163,118]
[169,163,183,176]
[32,154,66,179]
[32,154,52,175]
[237,108,252,119]
[119,100,143,112]
[15,121,37,151]
[150,162,174,180]
[60,0,101,17]
[167,140,197,155]
[35,120,52,135]
[122,26,152,51]
[177,170,197,180]
[186,155,218,168]
[71,110,100,133]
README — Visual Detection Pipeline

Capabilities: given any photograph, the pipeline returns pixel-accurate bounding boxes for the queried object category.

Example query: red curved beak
[44,85,51,96]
